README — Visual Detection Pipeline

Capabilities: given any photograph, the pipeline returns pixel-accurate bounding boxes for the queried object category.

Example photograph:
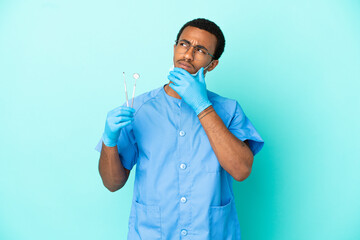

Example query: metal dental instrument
[131,73,140,108]
[123,72,140,108]
[123,72,129,107]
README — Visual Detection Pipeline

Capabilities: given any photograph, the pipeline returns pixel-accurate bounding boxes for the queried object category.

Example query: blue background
[1,0,359,239]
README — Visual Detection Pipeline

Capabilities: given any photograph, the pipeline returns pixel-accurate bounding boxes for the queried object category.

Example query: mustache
[176,60,195,69]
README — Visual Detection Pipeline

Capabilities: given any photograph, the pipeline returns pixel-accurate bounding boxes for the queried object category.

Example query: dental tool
[131,73,140,108]
[123,72,129,107]
[123,72,140,108]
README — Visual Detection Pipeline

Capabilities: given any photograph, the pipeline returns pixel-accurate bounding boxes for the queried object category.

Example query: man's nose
[183,46,195,61]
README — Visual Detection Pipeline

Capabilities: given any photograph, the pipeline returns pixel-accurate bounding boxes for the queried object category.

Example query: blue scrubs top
[96,86,264,240]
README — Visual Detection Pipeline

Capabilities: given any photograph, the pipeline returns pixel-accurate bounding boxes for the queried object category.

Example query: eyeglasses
[175,40,215,60]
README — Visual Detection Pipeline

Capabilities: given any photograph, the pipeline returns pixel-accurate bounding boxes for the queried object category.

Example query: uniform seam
[134,87,163,116]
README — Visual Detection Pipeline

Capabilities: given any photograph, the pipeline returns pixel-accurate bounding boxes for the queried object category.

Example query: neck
[164,82,182,99]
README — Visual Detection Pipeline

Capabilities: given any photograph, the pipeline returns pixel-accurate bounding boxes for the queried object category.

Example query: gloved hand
[168,67,212,115]
[102,106,135,147]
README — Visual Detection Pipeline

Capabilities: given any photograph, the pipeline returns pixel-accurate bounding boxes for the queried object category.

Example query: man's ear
[206,60,219,72]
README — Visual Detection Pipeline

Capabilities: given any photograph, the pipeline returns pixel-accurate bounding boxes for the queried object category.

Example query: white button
[180,197,187,203]
[181,229,188,236]
[179,130,186,137]
[180,163,187,170]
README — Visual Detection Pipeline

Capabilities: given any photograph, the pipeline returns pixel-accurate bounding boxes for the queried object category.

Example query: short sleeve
[94,124,138,170]
[228,102,264,156]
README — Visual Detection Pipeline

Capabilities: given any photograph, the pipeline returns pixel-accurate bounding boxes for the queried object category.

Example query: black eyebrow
[179,39,209,52]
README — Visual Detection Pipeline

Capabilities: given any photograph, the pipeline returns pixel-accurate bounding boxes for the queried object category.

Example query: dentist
[96,18,264,239]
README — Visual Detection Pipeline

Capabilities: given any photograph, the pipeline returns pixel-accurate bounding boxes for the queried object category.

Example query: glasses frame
[175,40,215,59]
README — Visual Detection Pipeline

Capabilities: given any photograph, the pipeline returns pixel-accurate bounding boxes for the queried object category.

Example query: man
[95,18,264,239]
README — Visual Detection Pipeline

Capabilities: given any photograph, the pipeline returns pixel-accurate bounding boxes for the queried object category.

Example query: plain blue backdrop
[1,0,359,239]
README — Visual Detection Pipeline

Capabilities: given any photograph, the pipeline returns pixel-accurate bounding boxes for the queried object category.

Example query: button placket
[178,102,191,234]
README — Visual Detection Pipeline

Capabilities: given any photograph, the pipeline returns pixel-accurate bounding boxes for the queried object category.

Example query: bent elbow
[104,182,125,192]
[107,186,119,192]
[234,154,254,181]
[233,166,252,182]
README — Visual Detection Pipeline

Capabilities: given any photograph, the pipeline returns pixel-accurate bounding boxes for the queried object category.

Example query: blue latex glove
[102,106,135,147]
[168,67,212,115]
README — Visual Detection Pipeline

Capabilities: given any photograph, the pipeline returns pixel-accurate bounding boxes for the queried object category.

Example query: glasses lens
[176,41,210,60]
[176,41,188,53]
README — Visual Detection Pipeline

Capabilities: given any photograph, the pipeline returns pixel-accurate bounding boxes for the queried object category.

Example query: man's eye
[180,42,188,47]
[196,48,206,54]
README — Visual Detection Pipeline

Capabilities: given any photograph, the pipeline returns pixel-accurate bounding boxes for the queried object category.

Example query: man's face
[173,26,218,75]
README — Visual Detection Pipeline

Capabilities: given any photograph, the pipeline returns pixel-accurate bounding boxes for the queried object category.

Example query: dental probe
[123,72,129,107]
[131,73,140,108]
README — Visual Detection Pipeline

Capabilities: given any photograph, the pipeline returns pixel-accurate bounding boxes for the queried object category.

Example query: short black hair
[176,18,225,60]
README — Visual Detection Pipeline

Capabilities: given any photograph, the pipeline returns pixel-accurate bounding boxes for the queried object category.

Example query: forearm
[198,106,254,181]
[99,142,129,192]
